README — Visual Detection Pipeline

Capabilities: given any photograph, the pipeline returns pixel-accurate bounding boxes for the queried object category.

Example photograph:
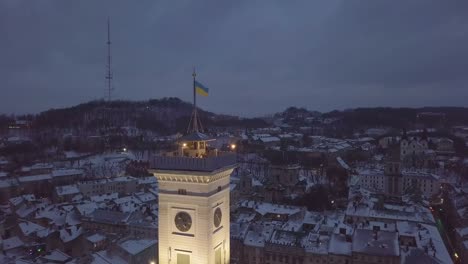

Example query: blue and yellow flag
[195,80,209,96]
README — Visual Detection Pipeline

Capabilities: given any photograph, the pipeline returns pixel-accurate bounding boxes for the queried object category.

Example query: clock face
[214,207,222,228]
[175,212,192,232]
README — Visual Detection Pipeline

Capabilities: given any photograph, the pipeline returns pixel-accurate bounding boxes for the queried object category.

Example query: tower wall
[155,167,233,264]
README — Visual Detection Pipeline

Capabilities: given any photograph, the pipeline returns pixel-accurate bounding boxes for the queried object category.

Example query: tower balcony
[150,151,237,172]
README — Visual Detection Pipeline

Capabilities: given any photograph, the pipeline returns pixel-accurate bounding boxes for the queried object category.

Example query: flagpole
[192,67,198,132]
[193,67,196,112]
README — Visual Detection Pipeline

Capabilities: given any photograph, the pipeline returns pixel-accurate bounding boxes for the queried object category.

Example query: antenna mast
[105,17,113,101]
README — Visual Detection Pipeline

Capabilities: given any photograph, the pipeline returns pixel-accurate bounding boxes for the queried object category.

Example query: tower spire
[105,17,113,101]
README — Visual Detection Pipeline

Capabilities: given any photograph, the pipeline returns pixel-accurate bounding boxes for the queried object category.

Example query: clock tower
[150,71,236,264]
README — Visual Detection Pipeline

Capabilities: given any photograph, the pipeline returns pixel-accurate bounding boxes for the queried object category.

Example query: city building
[78,176,138,197]
[115,238,158,264]
[357,147,441,199]
[149,96,237,264]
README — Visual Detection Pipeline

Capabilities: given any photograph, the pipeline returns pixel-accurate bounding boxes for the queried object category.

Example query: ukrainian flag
[195,80,209,96]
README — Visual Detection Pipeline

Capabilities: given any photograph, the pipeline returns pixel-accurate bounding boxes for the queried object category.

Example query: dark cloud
[1,0,467,116]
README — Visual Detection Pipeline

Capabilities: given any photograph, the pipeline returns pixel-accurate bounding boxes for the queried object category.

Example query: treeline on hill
[262,149,327,168]
[15,97,268,134]
[0,114,14,130]
[33,98,195,130]
[323,107,468,129]
[5,103,468,136]
[275,106,315,117]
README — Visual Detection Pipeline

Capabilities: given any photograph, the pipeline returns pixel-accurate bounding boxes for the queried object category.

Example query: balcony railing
[150,152,237,172]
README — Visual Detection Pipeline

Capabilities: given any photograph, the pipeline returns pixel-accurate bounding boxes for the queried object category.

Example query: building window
[178,189,187,195]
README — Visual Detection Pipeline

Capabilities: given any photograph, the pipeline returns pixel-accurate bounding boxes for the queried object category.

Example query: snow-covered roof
[363,221,396,232]
[0,178,18,188]
[36,227,53,238]
[40,249,71,262]
[87,233,106,243]
[259,136,281,143]
[230,222,250,239]
[2,236,24,250]
[357,137,375,142]
[268,229,304,247]
[66,211,82,226]
[114,196,143,213]
[16,200,49,218]
[329,233,351,256]
[345,198,435,224]
[303,233,330,255]
[56,185,80,196]
[75,202,98,216]
[92,250,127,264]
[35,205,67,226]
[352,229,399,256]
[87,209,132,224]
[114,195,141,205]
[90,192,119,203]
[60,225,82,243]
[230,183,237,191]
[18,174,52,182]
[397,221,452,264]
[239,200,303,217]
[118,238,157,255]
[113,176,137,182]
[52,168,83,178]
[401,248,444,264]
[30,163,54,170]
[252,133,272,140]
[7,136,30,142]
[19,221,46,236]
[336,157,351,170]
[244,229,267,247]
[135,192,157,203]
[138,176,157,185]
[455,226,468,238]
[64,151,90,159]
[402,170,439,181]
[276,133,290,139]
[252,178,263,187]
[0,158,9,165]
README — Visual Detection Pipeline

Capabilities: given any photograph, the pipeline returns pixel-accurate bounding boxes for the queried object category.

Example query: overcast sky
[1,0,468,116]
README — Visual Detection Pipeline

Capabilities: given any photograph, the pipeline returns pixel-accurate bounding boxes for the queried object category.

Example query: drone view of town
[1,1,468,264]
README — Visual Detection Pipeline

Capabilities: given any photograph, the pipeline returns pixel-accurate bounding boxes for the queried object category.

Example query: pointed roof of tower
[179,131,213,142]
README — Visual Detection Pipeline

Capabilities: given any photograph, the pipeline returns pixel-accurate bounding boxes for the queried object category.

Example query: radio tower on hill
[105,17,113,101]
